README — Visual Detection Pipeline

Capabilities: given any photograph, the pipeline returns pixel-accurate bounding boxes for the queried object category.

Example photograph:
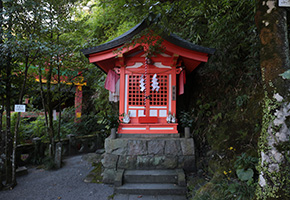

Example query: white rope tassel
[151,73,160,92]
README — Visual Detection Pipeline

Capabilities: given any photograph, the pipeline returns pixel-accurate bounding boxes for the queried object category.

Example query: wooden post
[119,64,126,117]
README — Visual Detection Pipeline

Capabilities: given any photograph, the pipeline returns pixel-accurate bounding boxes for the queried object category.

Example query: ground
[0,154,114,200]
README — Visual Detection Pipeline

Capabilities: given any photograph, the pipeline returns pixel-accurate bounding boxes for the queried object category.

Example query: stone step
[124,169,178,184]
[115,183,187,196]
[114,194,187,200]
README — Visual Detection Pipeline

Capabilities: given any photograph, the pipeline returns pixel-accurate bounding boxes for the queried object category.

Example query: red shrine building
[81,21,215,135]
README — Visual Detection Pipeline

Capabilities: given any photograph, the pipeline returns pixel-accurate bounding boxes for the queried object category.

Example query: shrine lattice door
[126,73,169,123]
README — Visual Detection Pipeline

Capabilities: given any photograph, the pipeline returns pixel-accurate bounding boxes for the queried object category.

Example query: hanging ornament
[139,74,145,92]
[151,73,160,92]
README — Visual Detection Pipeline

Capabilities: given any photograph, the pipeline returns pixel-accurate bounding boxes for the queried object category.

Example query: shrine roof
[81,20,215,57]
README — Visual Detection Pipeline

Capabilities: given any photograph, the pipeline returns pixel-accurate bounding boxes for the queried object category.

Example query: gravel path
[0,155,114,200]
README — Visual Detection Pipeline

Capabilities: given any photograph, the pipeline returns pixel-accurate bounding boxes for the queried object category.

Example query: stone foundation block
[117,155,137,169]
[165,140,182,155]
[148,140,165,155]
[102,137,196,184]
[128,140,147,155]
[180,138,195,155]
[102,153,118,168]
[105,138,128,155]
[102,168,117,184]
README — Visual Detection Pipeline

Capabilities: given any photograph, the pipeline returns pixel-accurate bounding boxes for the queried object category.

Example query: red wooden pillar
[171,54,179,115]
[75,85,82,119]
[119,54,126,118]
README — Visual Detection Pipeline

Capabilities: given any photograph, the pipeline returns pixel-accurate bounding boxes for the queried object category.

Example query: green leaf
[228,183,237,194]
[280,70,290,79]
[236,168,254,181]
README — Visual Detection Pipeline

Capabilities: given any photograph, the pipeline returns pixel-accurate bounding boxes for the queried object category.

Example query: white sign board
[14,104,26,112]
[279,0,290,7]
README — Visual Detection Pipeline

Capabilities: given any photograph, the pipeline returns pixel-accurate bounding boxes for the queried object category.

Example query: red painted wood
[88,44,141,63]
[118,123,178,134]
[119,65,125,117]
[162,40,209,63]
[171,66,177,115]
[75,85,82,119]
[138,117,158,123]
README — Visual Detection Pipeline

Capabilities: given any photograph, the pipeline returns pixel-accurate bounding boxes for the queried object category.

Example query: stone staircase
[114,169,187,198]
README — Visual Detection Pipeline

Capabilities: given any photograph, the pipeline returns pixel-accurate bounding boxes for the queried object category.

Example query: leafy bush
[191,153,258,200]
[16,107,111,143]
[179,109,195,128]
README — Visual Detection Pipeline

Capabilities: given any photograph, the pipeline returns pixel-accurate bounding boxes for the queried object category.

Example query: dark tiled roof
[81,20,215,57]
[164,33,216,54]
[81,20,148,56]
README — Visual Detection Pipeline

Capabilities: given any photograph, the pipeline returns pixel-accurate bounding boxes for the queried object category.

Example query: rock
[180,138,195,156]
[96,149,105,154]
[82,153,102,164]
[102,154,118,168]
[148,140,165,155]
[179,156,196,172]
[165,140,182,155]
[117,155,137,169]
[162,156,177,169]
[268,163,280,173]
[102,168,117,184]
[128,140,147,155]
[136,155,153,169]
[16,166,28,177]
[151,156,165,168]
[105,138,128,155]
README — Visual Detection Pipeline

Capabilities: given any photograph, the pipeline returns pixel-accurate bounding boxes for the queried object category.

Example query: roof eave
[81,20,148,57]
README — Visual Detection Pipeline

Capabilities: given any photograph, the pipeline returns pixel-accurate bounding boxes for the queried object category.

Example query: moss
[85,162,103,184]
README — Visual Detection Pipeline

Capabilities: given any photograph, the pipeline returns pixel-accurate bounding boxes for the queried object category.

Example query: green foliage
[42,156,57,170]
[192,178,256,200]
[21,116,48,142]
[191,152,258,200]
[236,168,254,182]
[280,70,290,79]
[105,114,120,129]
[236,95,249,107]
[179,110,195,128]
[234,153,258,170]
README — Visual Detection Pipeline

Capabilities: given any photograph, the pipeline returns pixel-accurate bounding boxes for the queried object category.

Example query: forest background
[1,0,290,199]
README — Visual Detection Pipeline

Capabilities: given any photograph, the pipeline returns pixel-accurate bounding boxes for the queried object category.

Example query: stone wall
[16,134,104,166]
[102,137,195,184]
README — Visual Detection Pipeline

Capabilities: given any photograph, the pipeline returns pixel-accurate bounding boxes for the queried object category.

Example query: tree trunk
[0,0,3,190]
[57,49,62,142]
[38,65,49,139]
[256,0,290,199]
[46,61,55,156]
[5,54,13,187]
[11,56,30,187]
[0,97,4,189]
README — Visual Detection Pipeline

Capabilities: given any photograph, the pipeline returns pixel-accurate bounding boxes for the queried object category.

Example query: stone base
[102,137,195,184]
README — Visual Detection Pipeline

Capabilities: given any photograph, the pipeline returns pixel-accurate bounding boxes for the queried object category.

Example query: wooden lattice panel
[128,75,143,106]
[150,74,168,106]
